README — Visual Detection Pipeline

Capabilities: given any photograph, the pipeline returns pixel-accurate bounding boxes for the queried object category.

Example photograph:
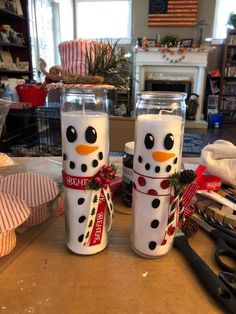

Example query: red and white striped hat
[58,39,93,76]
[0,192,30,257]
[0,173,59,226]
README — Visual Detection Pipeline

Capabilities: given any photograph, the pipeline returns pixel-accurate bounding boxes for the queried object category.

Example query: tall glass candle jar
[131,91,186,258]
[61,87,111,255]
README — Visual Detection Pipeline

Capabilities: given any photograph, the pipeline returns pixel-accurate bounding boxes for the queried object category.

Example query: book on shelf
[0,0,23,15]
[224,65,236,77]
[228,34,236,45]
[0,0,4,9]
[15,0,23,15]
[0,51,13,64]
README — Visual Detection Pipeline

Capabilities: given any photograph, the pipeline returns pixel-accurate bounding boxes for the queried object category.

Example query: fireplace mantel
[132,48,209,126]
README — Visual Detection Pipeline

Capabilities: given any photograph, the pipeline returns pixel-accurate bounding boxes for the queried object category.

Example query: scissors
[174,217,236,314]
[192,214,236,292]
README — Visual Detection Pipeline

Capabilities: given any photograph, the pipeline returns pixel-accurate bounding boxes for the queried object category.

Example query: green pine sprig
[85,39,130,88]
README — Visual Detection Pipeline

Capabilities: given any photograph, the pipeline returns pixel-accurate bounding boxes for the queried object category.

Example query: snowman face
[61,112,109,176]
[133,114,182,177]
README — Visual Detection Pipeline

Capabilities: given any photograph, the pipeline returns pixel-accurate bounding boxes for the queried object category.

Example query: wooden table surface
[0,157,223,313]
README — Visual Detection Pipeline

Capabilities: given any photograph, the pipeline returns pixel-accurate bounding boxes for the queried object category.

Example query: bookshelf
[0,0,32,79]
[219,29,236,122]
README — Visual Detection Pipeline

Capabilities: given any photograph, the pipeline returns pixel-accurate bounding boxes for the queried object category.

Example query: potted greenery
[227,12,236,29]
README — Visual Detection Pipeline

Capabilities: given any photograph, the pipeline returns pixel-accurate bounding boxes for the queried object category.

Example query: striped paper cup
[0,192,30,257]
[0,173,59,227]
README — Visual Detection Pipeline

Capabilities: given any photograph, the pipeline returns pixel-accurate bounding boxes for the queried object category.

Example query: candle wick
[159,108,175,115]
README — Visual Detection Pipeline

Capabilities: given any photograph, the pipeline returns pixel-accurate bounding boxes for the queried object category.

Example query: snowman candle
[61,87,112,255]
[131,92,186,258]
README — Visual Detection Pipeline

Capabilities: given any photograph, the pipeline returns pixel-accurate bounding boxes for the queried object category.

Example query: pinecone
[179,170,196,185]
[182,218,199,236]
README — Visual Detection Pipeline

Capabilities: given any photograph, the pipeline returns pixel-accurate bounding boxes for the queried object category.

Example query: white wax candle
[61,111,109,255]
[132,114,183,257]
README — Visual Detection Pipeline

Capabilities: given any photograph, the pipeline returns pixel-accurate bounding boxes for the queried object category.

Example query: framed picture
[180,39,193,48]
[146,39,156,47]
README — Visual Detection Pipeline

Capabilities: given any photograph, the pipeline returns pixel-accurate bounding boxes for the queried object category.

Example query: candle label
[62,171,93,190]
[123,166,133,184]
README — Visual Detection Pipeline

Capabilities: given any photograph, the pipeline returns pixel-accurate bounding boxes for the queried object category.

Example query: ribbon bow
[162,164,221,244]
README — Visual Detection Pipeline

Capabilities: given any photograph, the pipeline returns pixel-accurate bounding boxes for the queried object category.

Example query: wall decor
[180,38,193,48]
[148,0,198,27]
[146,39,157,47]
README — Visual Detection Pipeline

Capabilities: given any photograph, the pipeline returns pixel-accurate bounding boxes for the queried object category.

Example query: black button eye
[144,133,154,149]
[85,126,97,143]
[164,133,174,150]
[66,126,77,142]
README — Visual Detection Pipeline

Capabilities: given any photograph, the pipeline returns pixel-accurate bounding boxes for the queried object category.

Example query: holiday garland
[138,46,207,63]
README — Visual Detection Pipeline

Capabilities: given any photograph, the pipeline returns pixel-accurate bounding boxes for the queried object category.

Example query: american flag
[148,0,198,27]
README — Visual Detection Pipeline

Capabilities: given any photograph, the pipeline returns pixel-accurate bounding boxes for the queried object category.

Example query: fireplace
[132,47,209,125]
[145,79,192,94]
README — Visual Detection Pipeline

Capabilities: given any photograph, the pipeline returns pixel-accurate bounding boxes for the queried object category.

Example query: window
[28,0,56,79]
[213,0,236,39]
[29,0,73,80]
[75,0,132,44]
[29,0,131,81]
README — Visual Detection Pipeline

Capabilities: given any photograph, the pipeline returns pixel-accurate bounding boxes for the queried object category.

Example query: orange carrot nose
[152,151,175,162]
[75,144,98,155]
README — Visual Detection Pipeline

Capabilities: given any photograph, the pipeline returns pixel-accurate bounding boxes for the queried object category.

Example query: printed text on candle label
[93,212,103,244]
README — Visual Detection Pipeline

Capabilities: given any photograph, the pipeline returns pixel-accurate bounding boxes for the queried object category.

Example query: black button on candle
[70,161,75,169]
[78,198,85,205]
[78,216,86,223]
[78,234,84,242]
[98,152,103,160]
[81,164,87,172]
[152,199,160,209]
[151,220,159,228]
[92,159,98,167]
[149,241,157,250]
